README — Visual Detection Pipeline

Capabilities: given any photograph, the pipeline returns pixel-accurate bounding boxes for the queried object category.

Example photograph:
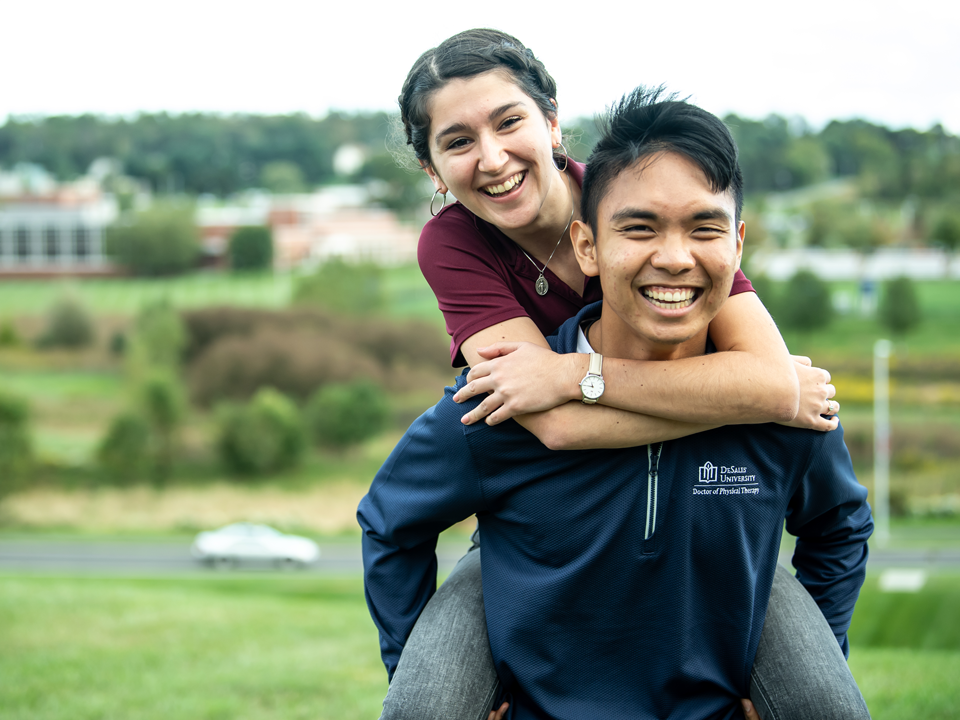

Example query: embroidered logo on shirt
[692,463,760,496]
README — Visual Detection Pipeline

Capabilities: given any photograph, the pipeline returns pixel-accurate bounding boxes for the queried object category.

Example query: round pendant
[535,274,549,296]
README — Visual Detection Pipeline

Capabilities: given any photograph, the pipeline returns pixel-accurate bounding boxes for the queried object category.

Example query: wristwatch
[579,353,605,404]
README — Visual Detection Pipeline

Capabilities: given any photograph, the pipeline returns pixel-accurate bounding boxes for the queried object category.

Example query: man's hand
[453,342,583,426]
[487,701,509,720]
[779,356,839,431]
[742,698,763,719]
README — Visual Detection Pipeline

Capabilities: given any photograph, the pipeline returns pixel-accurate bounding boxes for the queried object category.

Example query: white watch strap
[588,352,603,376]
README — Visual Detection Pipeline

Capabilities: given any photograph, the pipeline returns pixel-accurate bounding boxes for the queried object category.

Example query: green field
[0,265,445,327]
[1,572,958,720]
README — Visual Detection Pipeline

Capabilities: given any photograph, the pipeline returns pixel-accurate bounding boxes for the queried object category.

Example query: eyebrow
[609,207,733,224]
[433,102,526,147]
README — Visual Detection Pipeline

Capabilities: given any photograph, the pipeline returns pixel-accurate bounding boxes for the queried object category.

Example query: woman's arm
[457,318,714,450]
[456,294,837,450]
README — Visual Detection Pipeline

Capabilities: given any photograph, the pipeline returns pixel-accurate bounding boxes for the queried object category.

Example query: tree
[778,270,833,332]
[137,371,186,482]
[38,292,95,349]
[305,381,390,449]
[0,391,32,498]
[106,204,200,276]
[228,226,273,271]
[97,412,151,483]
[217,388,306,476]
[879,276,921,334]
[259,161,307,193]
[930,213,960,251]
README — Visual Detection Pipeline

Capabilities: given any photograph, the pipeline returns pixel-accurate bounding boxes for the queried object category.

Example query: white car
[191,523,320,568]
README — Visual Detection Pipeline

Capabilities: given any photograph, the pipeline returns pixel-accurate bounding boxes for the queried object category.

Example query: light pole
[873,339,892,547]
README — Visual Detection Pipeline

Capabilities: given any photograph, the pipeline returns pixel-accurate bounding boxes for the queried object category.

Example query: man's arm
[358,391,487,679]
[785,424,874,656]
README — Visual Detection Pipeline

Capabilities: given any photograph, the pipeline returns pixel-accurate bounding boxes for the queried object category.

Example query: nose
[476,132,508,175]
[650,235,696,274]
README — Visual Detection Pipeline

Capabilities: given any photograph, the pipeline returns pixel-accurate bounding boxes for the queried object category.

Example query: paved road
[1,539,958,575]
[0,539,471,575]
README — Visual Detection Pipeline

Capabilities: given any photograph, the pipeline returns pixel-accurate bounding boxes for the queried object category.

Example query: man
[359,89,873,720]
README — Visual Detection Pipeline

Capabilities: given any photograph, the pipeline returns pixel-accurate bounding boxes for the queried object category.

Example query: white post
[874,339,892,547]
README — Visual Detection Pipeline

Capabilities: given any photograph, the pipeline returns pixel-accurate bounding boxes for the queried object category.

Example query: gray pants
[380,546,870,720]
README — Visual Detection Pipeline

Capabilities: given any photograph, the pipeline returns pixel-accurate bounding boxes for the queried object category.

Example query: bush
[228,226,273,271]
[129,301,186,370]
[293,258,384,315]
[747,274,779,320]
[217,388,306,476]
[0,391,32,497]
[106,204,200,276]
[188,326,382,406]
[930,213,960,251]
[879,276,922,334]
[305,381,390,449]
[181,307,448,406]
[97,412,151,483]
[138,371,186,481]
[778,270,833,332]
[38,293,96,349]
[0,319,20,347]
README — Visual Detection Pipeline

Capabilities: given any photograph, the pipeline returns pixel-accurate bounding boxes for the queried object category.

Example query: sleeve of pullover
[785,423,874,658]
[357,385,488,680]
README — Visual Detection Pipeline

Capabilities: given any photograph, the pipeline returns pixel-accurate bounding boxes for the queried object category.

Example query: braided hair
[399,29,560,169]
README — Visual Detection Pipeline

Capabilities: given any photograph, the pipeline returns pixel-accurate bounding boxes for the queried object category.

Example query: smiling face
[572,151,744,361]
[422,70,568,238]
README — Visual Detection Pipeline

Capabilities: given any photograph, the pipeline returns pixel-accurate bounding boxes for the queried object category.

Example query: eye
[623,223,655,236]
[693,226,725,239]
[445,136,472,151]
[500,115,522,130]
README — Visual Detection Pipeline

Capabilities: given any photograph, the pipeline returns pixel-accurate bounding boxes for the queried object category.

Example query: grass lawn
[1,572,959,720]
[0,575,387,720]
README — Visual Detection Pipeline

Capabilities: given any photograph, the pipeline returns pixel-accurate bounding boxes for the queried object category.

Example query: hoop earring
[430,189,447,217]
[555,142,569,173]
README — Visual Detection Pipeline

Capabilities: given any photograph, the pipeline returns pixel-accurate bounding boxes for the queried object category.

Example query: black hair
[398,29,559,168]
[581,86,744,233]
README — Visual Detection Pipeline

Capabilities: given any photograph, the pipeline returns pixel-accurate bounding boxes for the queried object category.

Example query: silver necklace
[517,177,575,297]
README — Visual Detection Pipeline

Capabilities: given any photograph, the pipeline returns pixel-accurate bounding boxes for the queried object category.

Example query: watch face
[581,375,605,399]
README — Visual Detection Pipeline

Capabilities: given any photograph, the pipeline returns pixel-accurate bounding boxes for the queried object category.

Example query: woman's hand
[453,342,585,425]
[741,698,763,720]
[780,356,840,431]
[487,701,509,720]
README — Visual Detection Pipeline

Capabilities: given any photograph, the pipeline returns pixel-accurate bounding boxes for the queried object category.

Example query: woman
[381,29,865,720]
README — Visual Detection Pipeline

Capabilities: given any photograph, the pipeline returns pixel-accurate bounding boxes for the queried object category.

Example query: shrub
[293,258,385,315]
[0,391,32,497]
[129,301,186,370]
[217,388,306,476]
[106,204,200,276]
[180,306,449,406]
[228,226,273,271]
[37,293,96,349]
[97,412,151,483]
[778,270,833,332]
[138,371,186,481]
[305,381,390,449]
[0,319,20,347]
[930,213,960,251]
[188,326,382,406]
[879,276,922,334]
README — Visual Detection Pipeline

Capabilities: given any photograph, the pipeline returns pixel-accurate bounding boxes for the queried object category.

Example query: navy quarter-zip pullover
[359,301,873,720]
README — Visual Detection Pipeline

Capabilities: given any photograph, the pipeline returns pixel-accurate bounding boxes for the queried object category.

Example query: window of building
[75,226,90,259]
[45,227,60,259]
[15,227,31,261]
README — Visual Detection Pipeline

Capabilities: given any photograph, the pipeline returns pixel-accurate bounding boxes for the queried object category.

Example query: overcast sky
[4,0,958,133]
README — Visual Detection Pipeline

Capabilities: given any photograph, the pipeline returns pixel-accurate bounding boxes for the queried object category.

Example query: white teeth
[484,172,524,196]
[643,287,696,309]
